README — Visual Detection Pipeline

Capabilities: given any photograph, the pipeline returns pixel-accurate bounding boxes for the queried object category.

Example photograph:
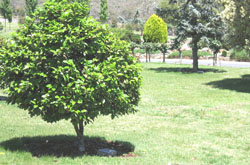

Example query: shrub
[122,31,141,44]
[111,28,141,44]
[143,14,168,43]
[168,50,212,59]
[124,23,133,31]
[0,0,141,152]
[222,50,227,57]
[230,48,250,61]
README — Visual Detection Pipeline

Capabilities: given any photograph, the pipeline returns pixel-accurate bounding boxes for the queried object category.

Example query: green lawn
[0,63,250,164]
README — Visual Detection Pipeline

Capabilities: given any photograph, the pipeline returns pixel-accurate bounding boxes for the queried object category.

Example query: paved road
[139,59,250,68]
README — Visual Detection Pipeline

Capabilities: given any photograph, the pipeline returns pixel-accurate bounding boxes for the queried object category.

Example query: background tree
[217,0,249,52]
[25,0,38,17]
[0,0,141,152]
[172,0,224,71]
[118,10,145,35]
[0,0,12,32]
[7,7,12,30]
[99,0,108,23]
[156,0,184,35]
[143,14,168,62]
[111,27,141,56]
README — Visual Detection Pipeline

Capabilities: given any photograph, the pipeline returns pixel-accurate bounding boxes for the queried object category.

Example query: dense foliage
[230,48,250,61]
[111,28,141,44]
[0,0,141,152]
[168,50,212,59]
[143,14,168,43]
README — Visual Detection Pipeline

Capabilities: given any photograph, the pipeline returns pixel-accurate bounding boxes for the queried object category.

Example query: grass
[1,63,250,164]
[169,50,213,58]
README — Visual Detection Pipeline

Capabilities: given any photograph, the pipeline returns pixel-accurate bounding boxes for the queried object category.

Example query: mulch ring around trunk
[21,135,135,158]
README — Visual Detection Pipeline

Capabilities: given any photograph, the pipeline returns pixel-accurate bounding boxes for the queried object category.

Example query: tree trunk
[213,53,217,66]
[163,52,165,63]
[149,53,151,62]
[5,19,6,32]
[179,49,183,64]
[192,41,199,72]
[73,120,85,152]
[146,50,148,62]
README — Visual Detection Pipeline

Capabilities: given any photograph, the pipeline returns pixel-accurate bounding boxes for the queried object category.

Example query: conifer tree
[100,0,108,23]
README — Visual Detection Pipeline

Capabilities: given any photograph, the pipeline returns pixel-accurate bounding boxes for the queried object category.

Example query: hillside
[10,0,160,21]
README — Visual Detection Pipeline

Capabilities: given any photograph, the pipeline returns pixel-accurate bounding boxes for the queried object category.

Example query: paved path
[139,59,250,68]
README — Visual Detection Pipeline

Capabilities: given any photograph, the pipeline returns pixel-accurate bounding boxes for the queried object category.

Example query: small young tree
[100,0,108,23]
[0,0,11,32]
[143,14,168,62]
[25,0,38,17]
[210,39,222,66]
[0,0,141,152]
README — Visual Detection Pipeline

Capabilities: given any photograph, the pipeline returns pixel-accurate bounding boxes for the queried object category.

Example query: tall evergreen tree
[0,0,11,32]
[172,0,224,71]
[25,0,38,17]
[100,0,108,23]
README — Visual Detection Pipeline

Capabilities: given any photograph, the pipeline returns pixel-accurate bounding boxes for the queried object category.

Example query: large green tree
[0,0,141,152]
[172,0,224,71]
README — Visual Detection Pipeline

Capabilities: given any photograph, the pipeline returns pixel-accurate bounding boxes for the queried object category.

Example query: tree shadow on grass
[0,135,135,158]
[148,67,226,74]
[206,74,250,93]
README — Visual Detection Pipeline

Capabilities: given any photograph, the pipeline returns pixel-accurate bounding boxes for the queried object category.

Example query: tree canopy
[143,14,168,43]
[172,0,224,71]
[0,0,141,152]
